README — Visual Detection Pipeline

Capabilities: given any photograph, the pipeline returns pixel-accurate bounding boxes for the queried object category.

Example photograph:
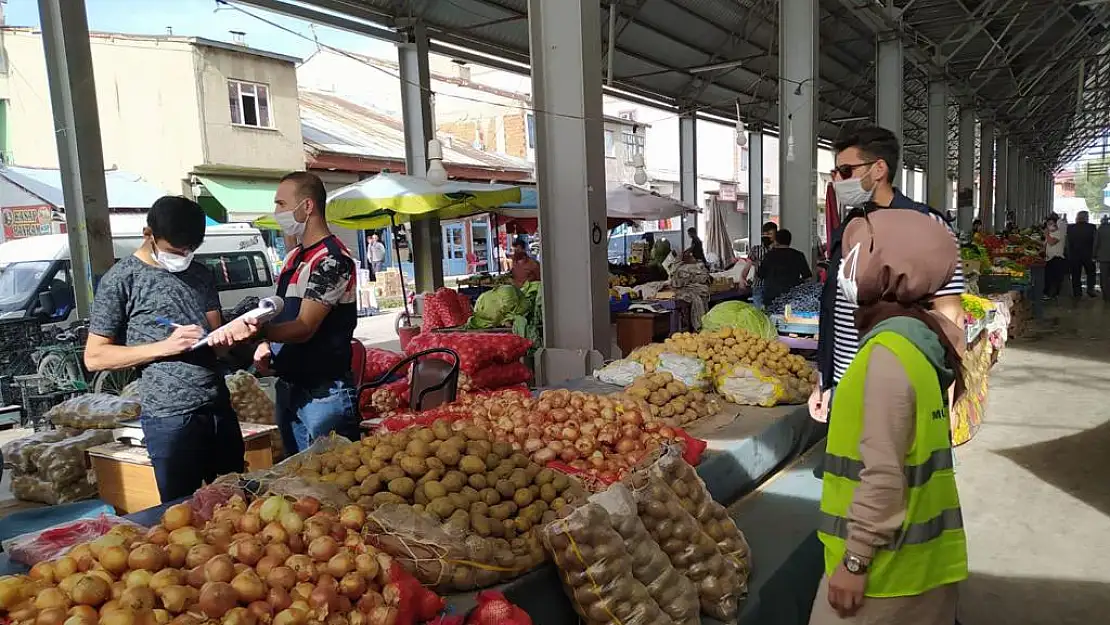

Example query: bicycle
[32,322,137,394]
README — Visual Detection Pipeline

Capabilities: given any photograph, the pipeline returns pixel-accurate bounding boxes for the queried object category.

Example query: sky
[3,0,396,61]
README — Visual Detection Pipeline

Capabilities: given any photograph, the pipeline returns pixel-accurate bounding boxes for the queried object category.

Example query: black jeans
[1071,257,1097,296]
[141,400,245,502]
[1045,257,1068,298]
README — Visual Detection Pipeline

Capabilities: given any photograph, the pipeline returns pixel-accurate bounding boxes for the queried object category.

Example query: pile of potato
[289,422,585,590]
[623,372,720,427]
[225,373,275,426]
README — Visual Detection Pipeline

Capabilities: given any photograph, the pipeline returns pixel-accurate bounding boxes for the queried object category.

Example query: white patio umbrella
[604,183,701,221]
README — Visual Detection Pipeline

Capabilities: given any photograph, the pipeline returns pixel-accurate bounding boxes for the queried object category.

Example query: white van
[0,223,275,324]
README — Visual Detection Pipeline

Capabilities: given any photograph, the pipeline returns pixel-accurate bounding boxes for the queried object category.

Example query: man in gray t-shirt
[85,196,258,501]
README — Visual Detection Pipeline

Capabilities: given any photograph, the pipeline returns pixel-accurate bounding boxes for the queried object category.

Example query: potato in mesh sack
[12,471,98,505]
[44,393,141,429]
[35,429,113,486]
[646,446,751,589]
[628,472,743,621]
[542,502,674,625]
[225,370,276,424]
[590,483,700,625]
[1,429,68,473]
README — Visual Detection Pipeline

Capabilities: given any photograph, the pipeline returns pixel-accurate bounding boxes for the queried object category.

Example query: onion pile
[0,496,445,625]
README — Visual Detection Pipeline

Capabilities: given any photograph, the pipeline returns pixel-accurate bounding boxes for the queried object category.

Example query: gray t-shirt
[89,255,225,418]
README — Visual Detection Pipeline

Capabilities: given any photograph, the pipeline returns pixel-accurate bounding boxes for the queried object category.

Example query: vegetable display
[421,289,472,333]
[0,493,446,625]
[766,282,823,316]
[623,373,720,427]
[465,286,524,330]
[6,429,112,505]
[288,424,585,590]
[44,395,142,430]
[699,301,776,339]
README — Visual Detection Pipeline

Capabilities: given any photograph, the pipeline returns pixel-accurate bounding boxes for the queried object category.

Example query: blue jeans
[141,401,244,502]
[751,285,765,309]
[275,377,359,453]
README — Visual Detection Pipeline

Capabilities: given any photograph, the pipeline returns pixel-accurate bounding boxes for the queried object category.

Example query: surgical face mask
[833,177,874,209]
[152,243,194,273]
[275,200,307,240]
[838,241,862,305]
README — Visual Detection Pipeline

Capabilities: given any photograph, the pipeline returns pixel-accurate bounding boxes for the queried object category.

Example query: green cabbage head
[701,301,777,339]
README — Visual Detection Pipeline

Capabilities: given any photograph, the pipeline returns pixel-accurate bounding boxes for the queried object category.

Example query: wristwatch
[843,553,869,575]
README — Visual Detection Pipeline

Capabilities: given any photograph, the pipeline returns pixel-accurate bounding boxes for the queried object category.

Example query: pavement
[354,310,404,352]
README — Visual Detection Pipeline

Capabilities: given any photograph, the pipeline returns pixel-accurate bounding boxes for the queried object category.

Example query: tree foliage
[1073,159,1110,211]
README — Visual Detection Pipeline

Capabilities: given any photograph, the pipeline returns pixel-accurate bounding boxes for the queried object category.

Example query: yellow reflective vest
[818,330,968,597]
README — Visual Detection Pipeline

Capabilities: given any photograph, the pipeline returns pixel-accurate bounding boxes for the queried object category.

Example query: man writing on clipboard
[85,197,260,501]
[254,172,360,453]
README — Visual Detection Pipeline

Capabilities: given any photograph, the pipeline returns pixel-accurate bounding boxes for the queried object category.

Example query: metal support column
[398,22,443,293]
[528,0,609,381]
[979,119,994,230]
[779,0,818,264]
[905,169,917,199]
[957,107,976,232]
[38,0,113,318]
[995,134,1009,232]
[1007,143,1021,228]
[927,78,949,209]
[875,28,904,188]
[679,113,697,251]
[748,129,764,248]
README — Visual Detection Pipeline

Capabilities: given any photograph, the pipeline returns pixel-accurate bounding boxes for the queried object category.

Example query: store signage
[2,205,53,239]
[719,183,737,202]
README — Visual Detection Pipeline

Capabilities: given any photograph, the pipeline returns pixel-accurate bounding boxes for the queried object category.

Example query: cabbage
[701,301,777,339]
[466,285,524,329]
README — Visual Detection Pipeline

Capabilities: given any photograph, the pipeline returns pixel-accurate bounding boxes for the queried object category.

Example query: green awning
[197,175,279,221]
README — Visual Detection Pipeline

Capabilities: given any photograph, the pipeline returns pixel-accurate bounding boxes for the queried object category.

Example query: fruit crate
[977,273,1013,294]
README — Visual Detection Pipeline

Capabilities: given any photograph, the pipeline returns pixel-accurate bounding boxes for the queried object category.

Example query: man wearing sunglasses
[812,126,965,423]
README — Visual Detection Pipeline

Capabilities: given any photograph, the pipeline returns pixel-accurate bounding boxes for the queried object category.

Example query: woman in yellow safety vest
[809,209,968,624]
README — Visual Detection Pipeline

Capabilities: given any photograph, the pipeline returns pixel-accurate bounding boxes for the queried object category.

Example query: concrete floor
[955,297,1110,625]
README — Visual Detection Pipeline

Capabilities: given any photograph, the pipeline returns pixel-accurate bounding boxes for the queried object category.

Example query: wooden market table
[86,422,279,514]
[613,310,672,356]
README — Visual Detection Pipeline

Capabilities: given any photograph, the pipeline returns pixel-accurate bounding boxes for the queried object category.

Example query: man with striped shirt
[812,127,965,423]
[746,221,779,308]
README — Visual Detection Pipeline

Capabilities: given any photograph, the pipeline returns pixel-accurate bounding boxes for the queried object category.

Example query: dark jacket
[1066,222,1097,260]
[817,190,948,390]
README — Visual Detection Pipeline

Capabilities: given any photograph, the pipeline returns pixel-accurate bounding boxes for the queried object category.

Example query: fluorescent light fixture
[688,60,744,74]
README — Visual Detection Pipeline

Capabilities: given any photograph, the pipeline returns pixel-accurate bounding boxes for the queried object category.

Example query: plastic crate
[978,274,1013,294]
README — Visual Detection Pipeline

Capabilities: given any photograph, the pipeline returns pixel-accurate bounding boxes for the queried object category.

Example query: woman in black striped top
[813,127,965,423]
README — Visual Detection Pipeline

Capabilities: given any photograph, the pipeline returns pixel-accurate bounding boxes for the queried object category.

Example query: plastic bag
[590,484,700,625]
[406,332,532,374]
[656,353,710,390]
[542,502,674,625]
[715,363,786,407]
[365,347,407,382]
[647,447,751,591]
[628,473,742,621]
[36,429,113,486]
[12,472,97,505]
[701,301,776,339]
[43,393,141,429]
[225,370,275,424]
[1,429,68,473]
[365,503,547,592]
[469,362,532,390]
[3,513,144,565]
[592,359,645,387]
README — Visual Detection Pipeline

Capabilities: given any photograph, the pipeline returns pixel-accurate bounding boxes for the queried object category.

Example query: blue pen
[154,316,182,329]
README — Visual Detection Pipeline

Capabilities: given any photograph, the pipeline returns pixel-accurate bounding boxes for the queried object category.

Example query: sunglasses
[831,161,876,180]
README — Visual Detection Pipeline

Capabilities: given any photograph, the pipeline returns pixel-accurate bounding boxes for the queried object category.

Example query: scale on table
[627,303,668,314]
[114,419,145,447]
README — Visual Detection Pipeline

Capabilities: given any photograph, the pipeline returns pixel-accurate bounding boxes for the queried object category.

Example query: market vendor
[670,250,713,330]
[510,238,541,288]
[85,196,260,501]
[810,209,966,625]
[755,228,812,309]
[812,126,965,423]
[255,171,360,453]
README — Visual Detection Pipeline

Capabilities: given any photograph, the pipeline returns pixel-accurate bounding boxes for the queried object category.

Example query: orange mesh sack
[542,502,674,625]
[647,446,751,591]
[590,483,700,625]
[628,472,742,621]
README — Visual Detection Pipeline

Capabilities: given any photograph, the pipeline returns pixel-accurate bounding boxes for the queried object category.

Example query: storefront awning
[196,176,279,222]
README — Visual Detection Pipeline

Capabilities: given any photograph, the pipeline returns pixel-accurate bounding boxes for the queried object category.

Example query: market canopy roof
[240,0,1110,171]
[196,175,280,222]
[0,166,167,210]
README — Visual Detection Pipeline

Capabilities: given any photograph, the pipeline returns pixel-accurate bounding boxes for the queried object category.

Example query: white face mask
[275,200,307,240]
[838,241,862,305]
[833,178,874,209]
[153,244,194,273]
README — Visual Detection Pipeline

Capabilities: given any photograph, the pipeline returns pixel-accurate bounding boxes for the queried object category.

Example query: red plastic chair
[350,339,367,387]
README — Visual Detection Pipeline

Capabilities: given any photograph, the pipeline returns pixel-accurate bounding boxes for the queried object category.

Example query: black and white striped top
[830,211,965,384]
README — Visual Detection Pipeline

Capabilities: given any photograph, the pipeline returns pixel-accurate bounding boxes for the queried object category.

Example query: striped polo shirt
[831,202,964,385]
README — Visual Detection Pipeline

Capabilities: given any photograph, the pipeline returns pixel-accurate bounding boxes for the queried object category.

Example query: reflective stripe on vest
[818,330,968,598]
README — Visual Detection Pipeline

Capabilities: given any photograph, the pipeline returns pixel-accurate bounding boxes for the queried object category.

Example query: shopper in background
[971,218,984,238]
[510,238,542,288]
[686,226,707,266]
[670,250,713,331]
[84,196,259,501]
[810,210,966,625]
[257,171,359,453]
[1094,215,1110,301]
[1044,215,1067,300]
[813,126,965,425]
[747,221,779,307]
[366,232,387,273]
[755,229,812,308]
[1067,210,1097,298]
